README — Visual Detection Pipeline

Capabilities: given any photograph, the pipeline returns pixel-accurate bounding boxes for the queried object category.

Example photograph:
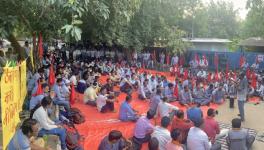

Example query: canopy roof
[239,37,264,47]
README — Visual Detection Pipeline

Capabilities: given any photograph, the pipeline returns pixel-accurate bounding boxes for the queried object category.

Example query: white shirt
[156,102,178,118]
[96,94,107,111]
[151,126,171,150]
[187,127,211,150]
[32,106,57,130]
[70,75,78,86]
[148,79,157,92]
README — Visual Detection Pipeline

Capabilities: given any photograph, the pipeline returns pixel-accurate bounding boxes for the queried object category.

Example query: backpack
[64,123,85,150]
[69,108,85,124]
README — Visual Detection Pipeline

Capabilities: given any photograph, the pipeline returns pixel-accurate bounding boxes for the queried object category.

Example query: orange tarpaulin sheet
[73,70,219,150]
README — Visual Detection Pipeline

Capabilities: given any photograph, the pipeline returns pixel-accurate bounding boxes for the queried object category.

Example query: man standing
[237,73,248,121]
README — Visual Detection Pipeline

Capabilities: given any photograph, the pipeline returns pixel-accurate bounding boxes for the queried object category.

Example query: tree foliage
[0,0,248,60]
[241,0,264,38]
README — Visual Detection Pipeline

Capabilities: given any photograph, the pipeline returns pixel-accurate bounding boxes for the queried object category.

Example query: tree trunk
[7,33,26,60]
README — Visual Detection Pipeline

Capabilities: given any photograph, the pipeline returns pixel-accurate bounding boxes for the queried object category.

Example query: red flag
[166,54,170,65]
[70,83,76,105]
[225,63,229,79]
[38,32,43,59]
[251,71,257,89]
[214,53,219,70]
[214,71,219,81]
[239,55,245,68]
[174,83,179,98]
[207,73,212,82]
[184,69,188,80]
[246,68,251,79]
[233,72,237,81]
[32,81,43,96]
[48,65,56,86]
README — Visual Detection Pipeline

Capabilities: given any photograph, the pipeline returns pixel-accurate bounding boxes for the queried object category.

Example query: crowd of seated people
[8,48,262,150]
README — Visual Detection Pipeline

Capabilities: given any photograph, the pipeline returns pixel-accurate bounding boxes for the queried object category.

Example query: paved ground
[215,100,264,150]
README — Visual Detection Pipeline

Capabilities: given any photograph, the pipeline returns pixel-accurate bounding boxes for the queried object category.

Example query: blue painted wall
[185,50,264,70]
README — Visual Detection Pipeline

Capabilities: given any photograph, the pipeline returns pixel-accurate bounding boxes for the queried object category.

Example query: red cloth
[174,83,179,98]
[207,73,212,82]
[38,32,43,59]
[203,117,220,143]
[48,65,55,86]
[214,71,219,81]
[171,118,193,143]
[239,56,245,68]
[32,81,43,96]
[183,69,188,80]
[251,72,257,89]
[70,83,76,105]
[233,72,237,81]
[246,68,251,79]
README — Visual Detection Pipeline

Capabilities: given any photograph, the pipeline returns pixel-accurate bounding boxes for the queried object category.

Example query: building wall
[187,42,229,52]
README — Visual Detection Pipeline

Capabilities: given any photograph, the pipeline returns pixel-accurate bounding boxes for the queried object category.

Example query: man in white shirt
[32,97,67,150]
[148,76,157,92]
[96,87,115,113]
[139,79,152,100]
[156,97,178,120]
[151,116,172,150]
[187,118,221,150]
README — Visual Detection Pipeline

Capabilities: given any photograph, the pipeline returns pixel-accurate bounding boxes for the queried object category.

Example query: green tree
[0,0,110,61]
[242,0,264,38]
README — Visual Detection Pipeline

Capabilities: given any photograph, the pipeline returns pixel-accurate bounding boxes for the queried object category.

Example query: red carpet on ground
[72,70,219,150]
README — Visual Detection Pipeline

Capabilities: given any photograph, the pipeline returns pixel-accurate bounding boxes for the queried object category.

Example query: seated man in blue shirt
[53,78,70,112]
[193,84,211,106]
[179,86,193,106]
[8,118,50,150]
[119,95,139,122]
[212,84,226,104]
[30,83,49,110]
[205,84,214,99]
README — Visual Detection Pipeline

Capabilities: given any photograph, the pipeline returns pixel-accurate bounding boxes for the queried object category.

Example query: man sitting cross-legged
[193,84,211,106]
[119,95,140,122]
[179,86,193,106]
[139,79,152,100]
[96,87,116,113]
[83,82,98,106]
